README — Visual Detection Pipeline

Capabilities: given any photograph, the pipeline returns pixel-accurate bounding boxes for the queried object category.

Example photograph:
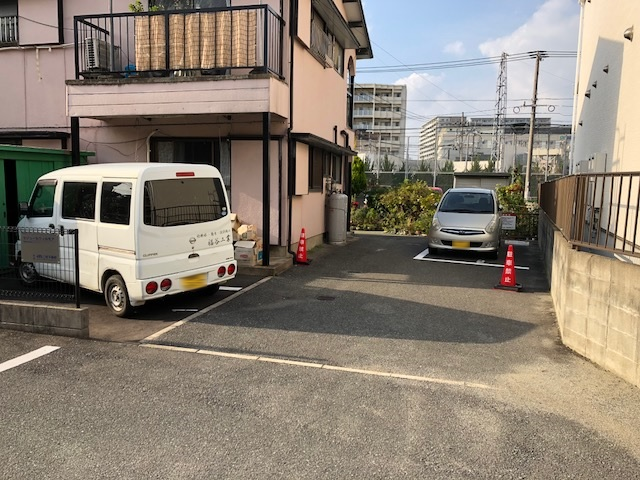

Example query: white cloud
[478,0,579,120]
[444,41,465,56]
[395,73,449,131]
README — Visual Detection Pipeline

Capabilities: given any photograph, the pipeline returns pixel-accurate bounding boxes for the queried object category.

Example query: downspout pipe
[287,0,298,262]
[340,130,352,231]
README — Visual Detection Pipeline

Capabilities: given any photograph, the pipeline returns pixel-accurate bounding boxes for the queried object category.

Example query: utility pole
[545,129,550,182]
[404,137,410,180]
[433,121,438,187]
[525,51,542,201]
[376,133,381,181]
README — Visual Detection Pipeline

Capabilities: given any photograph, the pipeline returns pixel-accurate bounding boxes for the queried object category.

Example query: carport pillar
[71,117,80,166]
[262,112,270,266]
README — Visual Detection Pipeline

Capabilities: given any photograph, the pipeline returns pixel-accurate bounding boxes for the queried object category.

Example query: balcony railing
[0,15,18,45]
[73,5,283,79]
[540,172,640,258]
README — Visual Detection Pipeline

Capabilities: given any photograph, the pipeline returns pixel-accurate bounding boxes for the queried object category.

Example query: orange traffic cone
[494,244,522,291]
[296,228,310,265]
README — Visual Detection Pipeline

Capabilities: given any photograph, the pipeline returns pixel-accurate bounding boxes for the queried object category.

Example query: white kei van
[16,163,237,317]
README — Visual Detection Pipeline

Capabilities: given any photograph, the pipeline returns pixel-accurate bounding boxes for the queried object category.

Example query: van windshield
[143,177,228,227]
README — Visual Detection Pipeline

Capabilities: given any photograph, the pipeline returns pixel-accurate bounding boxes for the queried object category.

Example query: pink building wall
[2,0,365,250]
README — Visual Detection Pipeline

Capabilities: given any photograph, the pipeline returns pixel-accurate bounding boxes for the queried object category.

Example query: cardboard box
[234,240,263,265]
[237,224,258,241]
[229,213,241,231]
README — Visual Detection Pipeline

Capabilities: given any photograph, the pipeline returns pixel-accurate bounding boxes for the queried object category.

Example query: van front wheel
[104,274,132,318]
[17,257,39,286]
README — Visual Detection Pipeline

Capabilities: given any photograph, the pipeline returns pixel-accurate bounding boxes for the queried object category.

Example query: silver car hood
[436,212,495,229]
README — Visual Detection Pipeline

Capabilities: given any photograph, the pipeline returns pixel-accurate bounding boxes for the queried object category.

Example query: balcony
[67,6,287,119]
[0,15,18,45]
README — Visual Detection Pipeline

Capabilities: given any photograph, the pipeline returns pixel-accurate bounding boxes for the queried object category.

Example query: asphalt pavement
[2,232,640,479]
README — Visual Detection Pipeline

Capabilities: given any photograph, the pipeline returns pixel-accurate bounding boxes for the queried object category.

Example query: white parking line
[0,346,60,373]
[142,277,272,342]
[414,248,530,270]
[140,344,494,390]
[220,286,243,292]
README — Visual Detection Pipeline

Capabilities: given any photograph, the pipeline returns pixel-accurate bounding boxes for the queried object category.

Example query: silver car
[427,187,501,258]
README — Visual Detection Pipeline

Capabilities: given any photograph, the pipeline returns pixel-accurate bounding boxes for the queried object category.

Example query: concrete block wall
[0,301,89,338]
[539,213,640,387]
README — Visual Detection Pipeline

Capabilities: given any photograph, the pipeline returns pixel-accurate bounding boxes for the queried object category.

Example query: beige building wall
[573,0,640,173]
[289,0,357,245]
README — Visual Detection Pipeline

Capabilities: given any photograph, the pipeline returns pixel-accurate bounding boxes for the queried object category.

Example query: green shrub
[351,180,440,235]
[351,206,383,231]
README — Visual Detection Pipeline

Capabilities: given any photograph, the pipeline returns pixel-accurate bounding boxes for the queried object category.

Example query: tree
[417,160,432,172]
[351,156,367,197]
[364,158,374,172]
[470,160,482,172]
[381,154,395,172]
[441,160,455,172]
[484,160,496,172]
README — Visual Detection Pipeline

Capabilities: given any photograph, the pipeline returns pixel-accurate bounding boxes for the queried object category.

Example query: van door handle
[188,253,199,259]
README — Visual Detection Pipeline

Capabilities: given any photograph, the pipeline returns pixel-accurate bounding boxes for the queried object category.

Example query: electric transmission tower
[491,52,508,170]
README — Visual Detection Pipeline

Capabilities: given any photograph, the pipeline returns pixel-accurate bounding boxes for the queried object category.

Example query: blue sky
[357,0,581,154]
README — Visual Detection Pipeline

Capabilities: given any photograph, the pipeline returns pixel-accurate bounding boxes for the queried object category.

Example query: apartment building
[0,0,372,264]
[419,116,568,173]
[352,84,406,170]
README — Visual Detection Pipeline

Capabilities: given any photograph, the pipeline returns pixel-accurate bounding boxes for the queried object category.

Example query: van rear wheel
[104,274,132,318]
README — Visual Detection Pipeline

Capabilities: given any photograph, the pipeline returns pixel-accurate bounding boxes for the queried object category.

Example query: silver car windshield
[439,192,494,214]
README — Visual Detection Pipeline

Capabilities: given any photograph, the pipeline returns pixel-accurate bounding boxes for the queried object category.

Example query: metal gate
[0,226,80,307]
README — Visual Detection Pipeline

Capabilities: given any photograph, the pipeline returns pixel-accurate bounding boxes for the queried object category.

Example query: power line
[358,51,577,74]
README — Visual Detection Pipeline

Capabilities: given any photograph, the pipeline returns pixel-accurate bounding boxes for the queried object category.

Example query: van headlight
[485,218,498,233]
[431,216,441,230]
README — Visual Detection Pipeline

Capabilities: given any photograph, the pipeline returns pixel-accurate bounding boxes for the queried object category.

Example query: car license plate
[452,241,470,249]
[180,273,207,290]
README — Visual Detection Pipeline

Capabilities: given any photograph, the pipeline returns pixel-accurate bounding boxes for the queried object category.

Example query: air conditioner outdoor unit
[84,38,110,71]
[84,38,121,73]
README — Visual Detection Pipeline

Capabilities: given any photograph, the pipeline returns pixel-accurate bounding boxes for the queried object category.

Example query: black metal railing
[540,172,640,257]
[73,5,283,79]
[0,227,80,307]
[0,15,17,45]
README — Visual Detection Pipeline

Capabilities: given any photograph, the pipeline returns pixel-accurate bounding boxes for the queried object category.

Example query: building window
[0,0,18,46]
[331,155,343,184]
[309,147,324,190]
[310,9,344,75]
[347,74,354,128]
[309,148,343,190]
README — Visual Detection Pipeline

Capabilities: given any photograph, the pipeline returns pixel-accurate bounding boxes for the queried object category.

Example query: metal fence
[73,5,284,79]
[501,211,539,241]
[540,172,640,258]
[0,227,80,307]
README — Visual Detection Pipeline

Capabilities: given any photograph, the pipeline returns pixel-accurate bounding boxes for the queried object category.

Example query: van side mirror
[19,202,30,217]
